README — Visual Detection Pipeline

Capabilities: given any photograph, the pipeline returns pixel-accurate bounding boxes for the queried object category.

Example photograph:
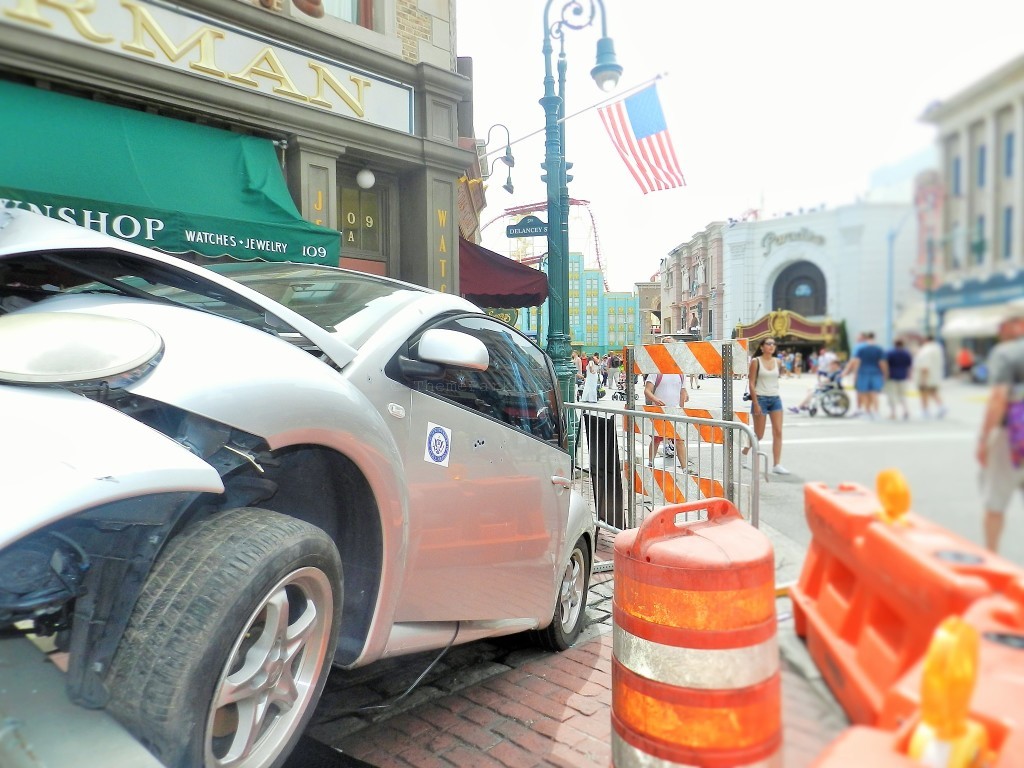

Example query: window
[339,181,383,260]
[1004,206,1013,259]
[405,316,561,445]
[975,215,986,264]
[978,145,986,188]
[952,156,961,196]
[1006,132,1015,178]
[321,0,374,29]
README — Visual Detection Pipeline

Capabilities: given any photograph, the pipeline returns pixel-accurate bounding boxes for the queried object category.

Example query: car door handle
[551,476,571,489]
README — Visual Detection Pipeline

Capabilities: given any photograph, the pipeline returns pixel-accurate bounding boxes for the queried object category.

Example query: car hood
[0,385,223,549]
[10,293,373,446]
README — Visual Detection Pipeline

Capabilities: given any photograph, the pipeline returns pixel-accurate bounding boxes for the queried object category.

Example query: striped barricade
[631,339,749,378]
[633,463,724,507]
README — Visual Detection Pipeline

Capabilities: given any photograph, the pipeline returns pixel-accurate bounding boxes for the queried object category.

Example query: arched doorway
[772,261,826,317]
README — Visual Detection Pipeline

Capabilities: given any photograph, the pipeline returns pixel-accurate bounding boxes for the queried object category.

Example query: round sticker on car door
[424,422,452,467]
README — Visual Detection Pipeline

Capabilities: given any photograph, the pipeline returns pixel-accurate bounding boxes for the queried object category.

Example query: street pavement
[299,372,1013,767]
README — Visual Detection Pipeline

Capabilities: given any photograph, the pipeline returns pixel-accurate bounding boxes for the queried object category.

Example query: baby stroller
[807,381,850,417]
[611,375,641,402]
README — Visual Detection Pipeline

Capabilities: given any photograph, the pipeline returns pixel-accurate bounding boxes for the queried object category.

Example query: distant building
[661,202,921,350]
[922,52,1024,351]
[518,252,641,354]
[636,282,662,345]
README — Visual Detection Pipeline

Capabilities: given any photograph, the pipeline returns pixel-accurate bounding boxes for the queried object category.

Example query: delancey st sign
[506,215,548,238]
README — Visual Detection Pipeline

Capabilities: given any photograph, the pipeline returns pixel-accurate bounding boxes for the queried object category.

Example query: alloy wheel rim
[204,566,333,768]
[558,549,585,632]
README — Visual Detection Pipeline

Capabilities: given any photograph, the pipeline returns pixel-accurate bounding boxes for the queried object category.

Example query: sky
[455,0,1024,292]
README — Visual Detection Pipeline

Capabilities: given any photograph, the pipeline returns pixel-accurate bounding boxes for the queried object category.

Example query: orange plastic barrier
[790,480,1020,725]
[611,498,781,767]
[813,726,920,766]
[880,578,1024,766]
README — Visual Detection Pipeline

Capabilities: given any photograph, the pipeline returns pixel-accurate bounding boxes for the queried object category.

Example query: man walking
[977,307,1024,553]
[843,331,887,419]
[914,335,947,418]
[884,339,913,420]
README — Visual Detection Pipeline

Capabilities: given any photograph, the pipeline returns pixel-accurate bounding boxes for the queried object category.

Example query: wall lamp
[460,156,515,195]
[485,123,515,172]
[356,168,375,189]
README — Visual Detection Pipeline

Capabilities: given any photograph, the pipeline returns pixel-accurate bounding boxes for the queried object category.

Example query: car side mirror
[416,328,489,371]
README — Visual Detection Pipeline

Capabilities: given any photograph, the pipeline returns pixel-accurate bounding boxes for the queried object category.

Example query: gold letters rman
[2,0,371,118]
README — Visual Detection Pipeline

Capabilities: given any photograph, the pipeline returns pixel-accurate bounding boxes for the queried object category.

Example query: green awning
[0,79,339,265]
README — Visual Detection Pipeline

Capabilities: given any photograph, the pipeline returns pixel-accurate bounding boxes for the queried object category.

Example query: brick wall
[396,0,432,63]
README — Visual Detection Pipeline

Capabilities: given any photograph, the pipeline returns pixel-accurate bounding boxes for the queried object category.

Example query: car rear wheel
[106,507,343,768]
[535,535,590,651]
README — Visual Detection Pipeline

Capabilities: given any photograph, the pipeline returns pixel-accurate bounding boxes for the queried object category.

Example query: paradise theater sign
[0,0,414,133]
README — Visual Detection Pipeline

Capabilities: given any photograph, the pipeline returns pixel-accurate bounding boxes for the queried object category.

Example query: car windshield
[204,262,429,348]
[1,251,428,350]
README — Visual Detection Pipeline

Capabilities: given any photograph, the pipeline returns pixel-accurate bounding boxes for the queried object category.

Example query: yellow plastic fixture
[907,616,988,766]
[876,468,911,524]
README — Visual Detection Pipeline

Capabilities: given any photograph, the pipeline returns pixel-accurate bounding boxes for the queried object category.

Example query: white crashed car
[0,208,594,768]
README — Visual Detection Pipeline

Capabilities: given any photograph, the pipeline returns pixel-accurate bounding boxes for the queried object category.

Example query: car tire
[535,535,590,651]
[105,507,343,768]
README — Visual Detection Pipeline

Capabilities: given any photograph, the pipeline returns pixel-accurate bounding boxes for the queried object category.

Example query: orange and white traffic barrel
[612,498,781,767]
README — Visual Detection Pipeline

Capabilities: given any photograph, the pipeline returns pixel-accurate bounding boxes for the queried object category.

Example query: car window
[407,316,563,446]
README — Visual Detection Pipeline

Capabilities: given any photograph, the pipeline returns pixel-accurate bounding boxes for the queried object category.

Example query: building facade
[922,52,1024,345]
[518,251,641,355]
[0,0,474,292]
[662,202,920,349]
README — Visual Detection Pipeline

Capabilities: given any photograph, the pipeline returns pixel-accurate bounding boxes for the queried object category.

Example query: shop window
[339,181,383,262]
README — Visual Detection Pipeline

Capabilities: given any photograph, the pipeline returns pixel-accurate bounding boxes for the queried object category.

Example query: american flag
[598,84,685,194]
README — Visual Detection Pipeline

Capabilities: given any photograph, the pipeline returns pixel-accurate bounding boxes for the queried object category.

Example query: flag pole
[480,72,669,159]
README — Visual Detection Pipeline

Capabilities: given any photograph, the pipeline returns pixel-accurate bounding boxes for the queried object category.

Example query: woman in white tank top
[742,337,790,475]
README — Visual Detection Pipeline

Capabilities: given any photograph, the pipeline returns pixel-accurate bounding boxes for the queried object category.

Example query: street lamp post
[541,0,621,417]
[885,210,915,347]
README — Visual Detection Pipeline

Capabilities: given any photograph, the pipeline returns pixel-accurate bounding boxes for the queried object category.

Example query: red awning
[459,237,549,308]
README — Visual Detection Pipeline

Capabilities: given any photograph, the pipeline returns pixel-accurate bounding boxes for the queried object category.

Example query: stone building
[922,52,1024,350]
[0,0,475,291]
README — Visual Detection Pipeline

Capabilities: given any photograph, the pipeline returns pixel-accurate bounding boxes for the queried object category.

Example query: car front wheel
[106,507,343,768]
[535,535,591,651]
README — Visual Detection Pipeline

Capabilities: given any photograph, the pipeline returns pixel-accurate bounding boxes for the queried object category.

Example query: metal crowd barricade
[567,341,763,574]
[568,402,761,535]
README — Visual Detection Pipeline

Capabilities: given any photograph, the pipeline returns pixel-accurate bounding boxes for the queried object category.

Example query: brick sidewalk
[308,532,849,767]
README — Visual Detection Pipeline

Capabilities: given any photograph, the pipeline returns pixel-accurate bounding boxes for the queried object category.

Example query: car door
[391,315,570,625]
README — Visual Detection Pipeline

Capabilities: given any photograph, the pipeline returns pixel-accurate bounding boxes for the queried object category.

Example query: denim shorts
[755,395,783,413]
[856,371,884,393]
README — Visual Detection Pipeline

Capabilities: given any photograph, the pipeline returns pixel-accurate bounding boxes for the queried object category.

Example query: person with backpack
[977,305,1024,552]
[644,338,688,465]
[607,351,622,391]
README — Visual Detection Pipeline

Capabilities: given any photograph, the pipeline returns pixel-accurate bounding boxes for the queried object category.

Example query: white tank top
[754,356,781,396]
